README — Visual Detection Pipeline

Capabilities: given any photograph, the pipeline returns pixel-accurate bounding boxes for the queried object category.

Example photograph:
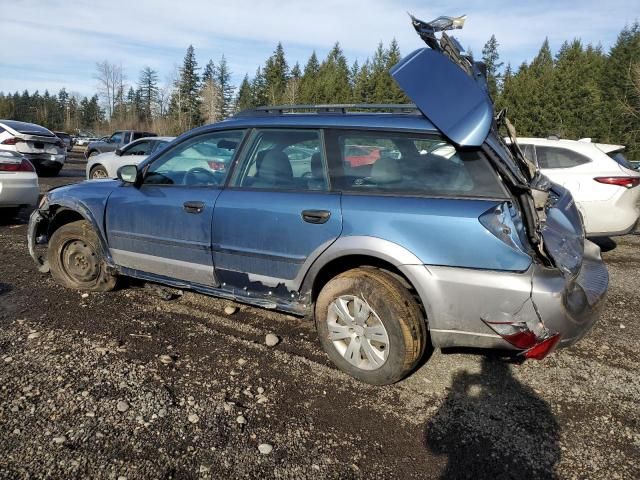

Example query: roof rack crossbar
[236,103,419,116]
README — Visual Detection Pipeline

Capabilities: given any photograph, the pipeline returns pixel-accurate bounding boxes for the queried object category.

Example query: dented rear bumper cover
[402,240,607,355]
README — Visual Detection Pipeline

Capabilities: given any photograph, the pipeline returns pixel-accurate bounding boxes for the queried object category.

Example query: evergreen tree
[601,22,640,154]
[481,34,504,99]
[170,45,202,129]
[263,43,289,105]
[216,55,235,117]
[299,51,320,103]
[138,66,159,122]
[251,67,268,106]
[316,43,351,103]
[235,74,254,111]
[202,59,216,84]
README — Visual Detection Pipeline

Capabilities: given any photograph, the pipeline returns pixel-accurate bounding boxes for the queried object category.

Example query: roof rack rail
[235,103,419,116]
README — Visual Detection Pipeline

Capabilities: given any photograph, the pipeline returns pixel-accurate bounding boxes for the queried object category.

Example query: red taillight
[523,334,561,360]
[0,159,35,172]
[594,176,640,189]
[1,137,23,145]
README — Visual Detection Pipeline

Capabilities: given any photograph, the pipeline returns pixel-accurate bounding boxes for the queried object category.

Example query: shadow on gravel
[589,236,617,252]
[424,357,560,479]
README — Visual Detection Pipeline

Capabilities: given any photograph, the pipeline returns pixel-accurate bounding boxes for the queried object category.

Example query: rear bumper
[532,240,608,348]
[0,176,39,207]
[402,239,608,354]
[22,154,65,167]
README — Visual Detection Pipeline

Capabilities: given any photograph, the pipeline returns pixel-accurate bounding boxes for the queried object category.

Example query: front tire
[47,220,117,292]
[315,268,426,385]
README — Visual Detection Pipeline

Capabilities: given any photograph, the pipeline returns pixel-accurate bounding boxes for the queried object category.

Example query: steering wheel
[184,167,218,186]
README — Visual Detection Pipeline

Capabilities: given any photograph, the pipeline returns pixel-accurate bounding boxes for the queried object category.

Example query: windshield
[608,151,635,170]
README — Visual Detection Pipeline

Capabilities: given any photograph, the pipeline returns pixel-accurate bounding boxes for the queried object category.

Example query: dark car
[54,131,74,152]
[28,15,607,385]
[85,130,157,159]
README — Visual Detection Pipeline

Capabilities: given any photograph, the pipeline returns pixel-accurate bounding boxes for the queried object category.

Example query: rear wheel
[90,165,109,179]
[47,220,117,292]
[315,268,426,385]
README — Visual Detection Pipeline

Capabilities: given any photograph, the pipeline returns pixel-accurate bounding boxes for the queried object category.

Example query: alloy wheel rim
[326,295,389,371]
[91,169,107,179]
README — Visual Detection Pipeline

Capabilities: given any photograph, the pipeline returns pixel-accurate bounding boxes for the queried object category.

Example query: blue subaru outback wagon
[28,16,608,384]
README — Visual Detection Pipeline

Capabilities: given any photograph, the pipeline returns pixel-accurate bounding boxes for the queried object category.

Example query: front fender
[27,195,114,272]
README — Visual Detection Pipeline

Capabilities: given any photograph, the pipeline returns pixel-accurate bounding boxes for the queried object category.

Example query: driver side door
[105,130,246,286]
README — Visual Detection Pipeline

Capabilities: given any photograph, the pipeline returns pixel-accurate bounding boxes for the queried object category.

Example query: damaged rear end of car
[394,14,608,359]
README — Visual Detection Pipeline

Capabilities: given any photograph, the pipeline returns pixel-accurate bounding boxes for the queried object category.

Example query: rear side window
[231,129,328,191]
[608,151,634,170]
[535,146,590,169]
[330,132,507,198]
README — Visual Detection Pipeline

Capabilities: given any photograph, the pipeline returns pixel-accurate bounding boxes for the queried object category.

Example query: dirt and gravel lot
[0,152,638,479]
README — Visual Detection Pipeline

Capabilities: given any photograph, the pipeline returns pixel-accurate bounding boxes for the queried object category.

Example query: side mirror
[117,165,138,184]
[115,148,122,156]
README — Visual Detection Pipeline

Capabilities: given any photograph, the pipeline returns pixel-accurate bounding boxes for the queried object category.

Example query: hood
[390,48,493,148]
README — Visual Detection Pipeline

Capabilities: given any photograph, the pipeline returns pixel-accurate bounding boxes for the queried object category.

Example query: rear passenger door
[212,128,342,290]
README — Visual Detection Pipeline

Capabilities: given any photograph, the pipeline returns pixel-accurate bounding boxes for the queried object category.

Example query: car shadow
[423,356,560,479]
[589,236,617,252]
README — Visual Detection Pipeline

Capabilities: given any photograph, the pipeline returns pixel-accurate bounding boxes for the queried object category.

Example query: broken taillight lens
[483,320,539,349]
[594,176,640,189]
[523,333,561,360]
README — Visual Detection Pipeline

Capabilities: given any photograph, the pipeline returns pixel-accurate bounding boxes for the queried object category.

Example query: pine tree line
[0,25,638,157]
[492,23,640,157]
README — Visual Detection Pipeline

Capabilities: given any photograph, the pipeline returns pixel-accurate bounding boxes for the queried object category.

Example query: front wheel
[47,220,117,292]
[315,268,426,385]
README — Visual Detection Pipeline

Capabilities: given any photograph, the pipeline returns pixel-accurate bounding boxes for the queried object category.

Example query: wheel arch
[299,236,432,324]
[38,201,113,268]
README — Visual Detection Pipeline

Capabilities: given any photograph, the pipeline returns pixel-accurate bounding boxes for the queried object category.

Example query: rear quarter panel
[340,194,532,271]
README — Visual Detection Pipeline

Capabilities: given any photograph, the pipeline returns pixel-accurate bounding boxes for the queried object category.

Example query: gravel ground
[0,152,638,479]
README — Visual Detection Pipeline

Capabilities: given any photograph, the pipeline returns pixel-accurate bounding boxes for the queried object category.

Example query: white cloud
[0,0,636,95]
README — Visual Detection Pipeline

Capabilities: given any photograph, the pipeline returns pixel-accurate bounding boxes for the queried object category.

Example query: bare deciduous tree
[200,79,223,124]
[94,60,125,119]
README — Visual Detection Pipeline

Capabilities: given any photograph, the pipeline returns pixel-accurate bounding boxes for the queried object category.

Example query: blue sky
[0,0,637,98]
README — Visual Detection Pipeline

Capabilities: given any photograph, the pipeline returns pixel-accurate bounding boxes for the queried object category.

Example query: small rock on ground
[117,401,129,413]
[258,443,273,455]
[224,305,238,315]
[265,333,279,347]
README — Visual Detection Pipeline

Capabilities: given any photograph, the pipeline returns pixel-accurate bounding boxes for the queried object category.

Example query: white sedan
[86,136,175,179]
[0,151,39,218]
[517,137,640,237]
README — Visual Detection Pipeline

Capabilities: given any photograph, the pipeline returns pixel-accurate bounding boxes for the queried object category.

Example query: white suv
[517,137,640,237]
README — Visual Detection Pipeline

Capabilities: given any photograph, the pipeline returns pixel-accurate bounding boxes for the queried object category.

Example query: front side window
[535,146,590,169]
[331,132,507,198]
[110,132,123,144]
[231,129,328,191]
[143,130,245,186]
[124,141,151,156]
